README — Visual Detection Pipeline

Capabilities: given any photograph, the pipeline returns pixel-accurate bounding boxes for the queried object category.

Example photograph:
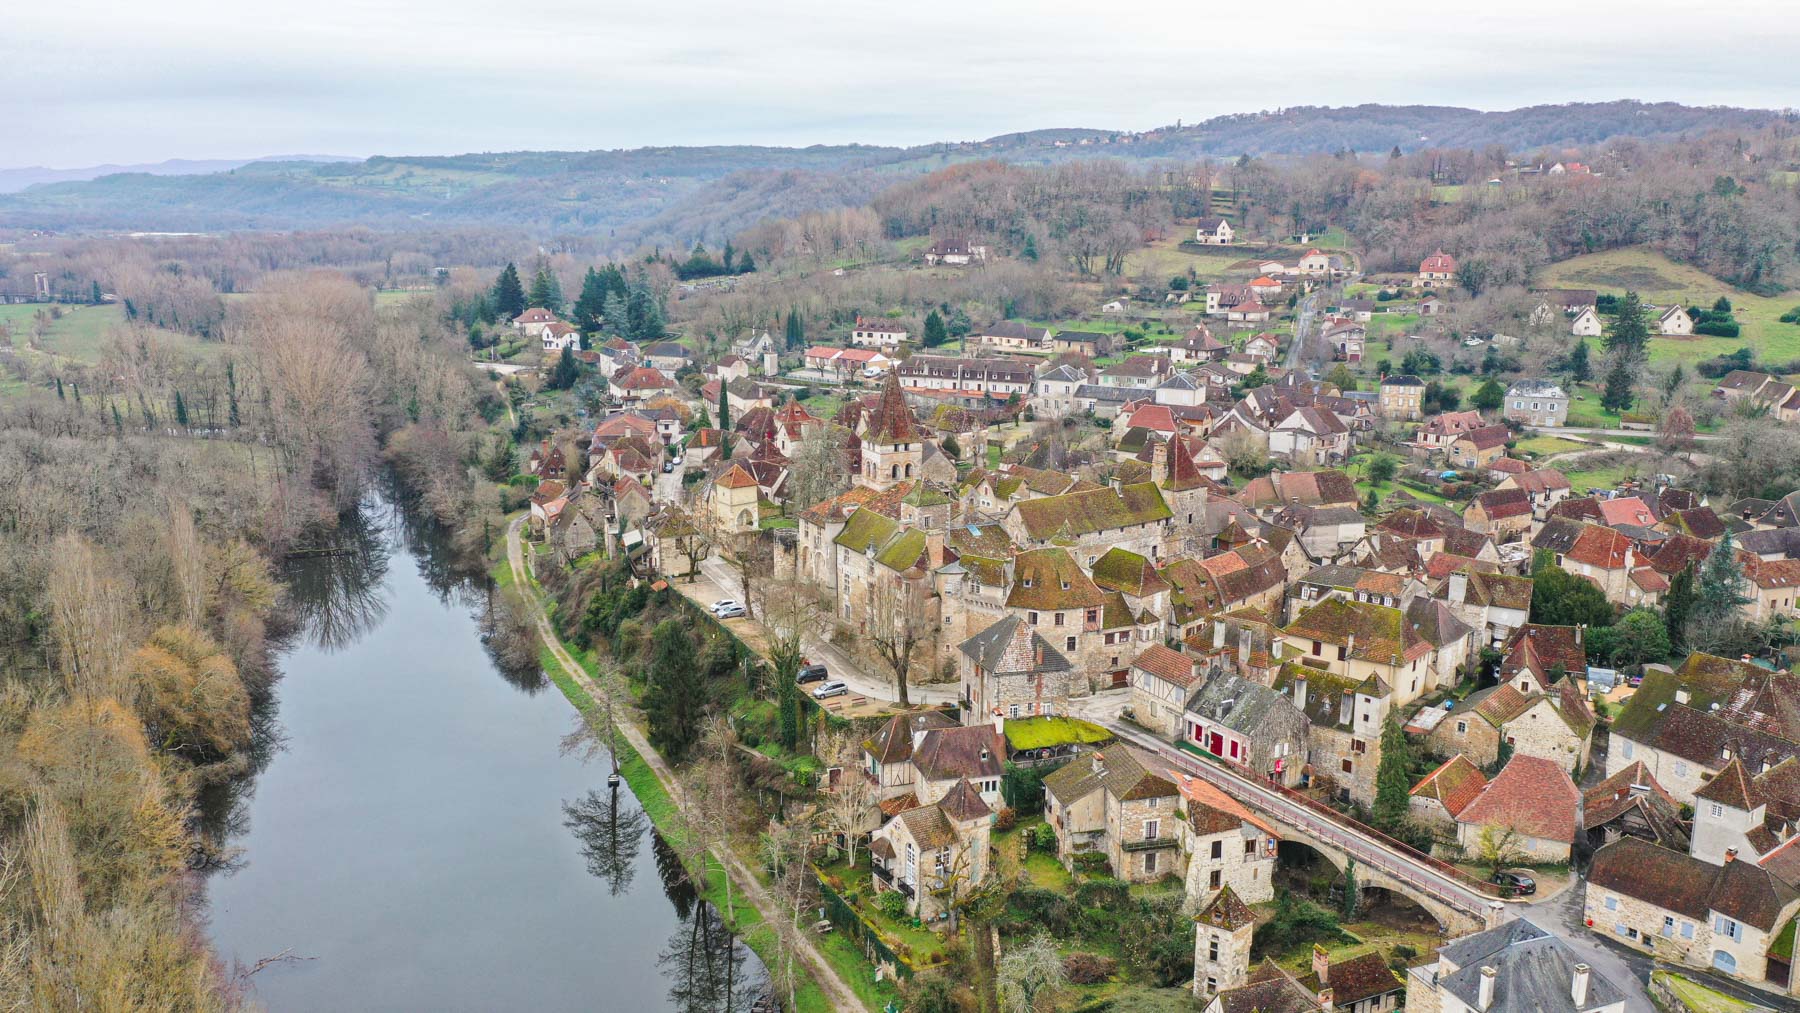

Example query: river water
[203,498,764,1011]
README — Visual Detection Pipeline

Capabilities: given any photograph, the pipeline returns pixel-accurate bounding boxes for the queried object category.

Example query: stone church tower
[1192,885,1255,999]
[858,374,922,491]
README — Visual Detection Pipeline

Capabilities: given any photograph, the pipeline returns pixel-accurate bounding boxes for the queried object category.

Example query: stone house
[1497,468,1573,519]
[1181,669,1309,788]
[1269,406,1352,466]
[1582,760,1689,853]
[1408,754,1489,835]
[861,710,960,803]
[1586,836,1800,993]
[957,615,1081,722]
[1495,624,1587,695]
[869,780,995,922]
[1192,887,1257,1000]
[1448,425,1511,470]
[1503,379,1569,427]
[1377,375,1424,420]
[1404,918,1629,1013]
[1278,597,1471,708]
[1454,755,1581,863]
[1041,748,1177,879]
[1272,659,1390,805]
[1002,482,1172,560]
[850,316,908,349]
[1435,568,1532,648]
[1428,680,1595,772]
[1417,249,1457,288]
[1462,487,1533,539]
[1177,774,1280,907]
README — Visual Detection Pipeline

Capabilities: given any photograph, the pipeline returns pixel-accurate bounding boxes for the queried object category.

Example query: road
[1534,425,1723,443]
[1288,289,1324,372]
[1103,720,1506,929]
[506,519,864,1012]
[1523,884,1657,1011]
[693,555,958,707]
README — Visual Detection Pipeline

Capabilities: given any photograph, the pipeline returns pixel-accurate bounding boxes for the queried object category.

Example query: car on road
[796,663,829,685]
[709,599,743,614]
[662,461,673,473]
[811,681,848,700]
[1491,870,1536,896]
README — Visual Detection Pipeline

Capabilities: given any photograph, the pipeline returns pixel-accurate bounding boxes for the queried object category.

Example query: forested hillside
[2,101,1788,237]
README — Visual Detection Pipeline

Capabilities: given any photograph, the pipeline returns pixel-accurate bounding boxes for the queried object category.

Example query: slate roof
[864,710,960,765]
[1456,755,1580,843]
[1272,659,1361,730]
[1432,918,1628,1013]
[1411,755,1489,818]
[1183,670,1298,736]
[1041,747,1178,807]
[958,615,1073,676]
[1591,836,1799,930]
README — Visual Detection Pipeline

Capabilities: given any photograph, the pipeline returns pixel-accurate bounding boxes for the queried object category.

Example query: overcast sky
[6,0,1797,167]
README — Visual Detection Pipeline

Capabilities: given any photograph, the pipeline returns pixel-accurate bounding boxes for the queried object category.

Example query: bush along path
[505,518,866,1012]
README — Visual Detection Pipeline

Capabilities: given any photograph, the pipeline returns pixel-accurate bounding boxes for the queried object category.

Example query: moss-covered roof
[876,527,928,572]
[833,507,898,553]
[1014,482,1171,541]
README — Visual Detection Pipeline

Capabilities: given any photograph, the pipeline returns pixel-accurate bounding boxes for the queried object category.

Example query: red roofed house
[1463,487,1534,540]
[1747,556,1800,622]
[1297,249,1334,277]
[609,365,675,405]
[1455,755,1581,863]
[1409,754,1488,833]
[1417,249,1458,288]
[1597,496,1657,529]
[512,307,561,337]
[1413,410,1487,453]
[1449,425,1512,469]
[1130,644,1201,736]
[1557,523,1638,602]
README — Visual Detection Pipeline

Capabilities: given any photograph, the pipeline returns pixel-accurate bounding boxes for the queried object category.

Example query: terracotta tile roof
[1131,644,1198,688]
[1089,547,1170,596]
[1591,836,1798,930]
[1411,755,1489,818]
[1583,761,1682,830]
[1487,456,1532,475]
[1661,506,1726,539]
[893,804,958,849]
[1563,523,1631,569]
[1297,950,1402,1007]
[1499,624,1586,681]
[936,778,993,821]
[1598,496,1657,528]
[1462,684,1533,726]
[1456,755,1580,843]
[1195,885,1256,931]
[1377,508,1446,540]
[1471,487,1532,520]
[1696,757,1765,810]
[863,374,920,444]
[864,710,959,764]
[615,365,673,390]
[1455,425,1512,452]
[877,794,920,818]
[1176,773,1279,839]
[717,463,759,489]
[1508,469,1571,495]
[1643,533,1714,576]
[1284,598,1424,664]
[1750,557,1800,591]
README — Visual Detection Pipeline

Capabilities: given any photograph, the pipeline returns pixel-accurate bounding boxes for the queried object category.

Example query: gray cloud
[2,0,1796,166]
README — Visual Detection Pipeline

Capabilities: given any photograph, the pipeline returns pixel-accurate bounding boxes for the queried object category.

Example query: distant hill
[0,154,360,194]
[1,101,1786,235]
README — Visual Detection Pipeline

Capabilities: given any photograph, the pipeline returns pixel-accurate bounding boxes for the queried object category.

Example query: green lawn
[1124,236,1255,280]
[1653,972,1759,1013]
[1563,458,1654,493]
[1538,247,1800,369]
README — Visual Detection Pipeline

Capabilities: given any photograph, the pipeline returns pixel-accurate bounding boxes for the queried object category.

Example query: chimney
[1675,688,1691,705]
[1725,848,1738,863]
[1293,677,1308,712]
[992,708,1005,735]
[1152,436,1170,482]
[1316,988,1334,1013]
[1091,752,1106,775]
[1478,966,1497,1010]
[1312,944,1330,985]
[1571,963,1590,1006]
[1214,620,1227,649]
[1575,625,1583,646]
[1449,571,1468,605]
[926,529,946,568]
[1238,628,1252,670]
[1346,632,1356,656]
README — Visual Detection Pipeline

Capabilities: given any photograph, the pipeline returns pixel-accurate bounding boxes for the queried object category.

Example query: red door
[1208,732,1224,756]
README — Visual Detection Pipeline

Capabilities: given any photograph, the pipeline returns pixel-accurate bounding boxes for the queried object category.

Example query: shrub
[1695,319,1741,338]
[1393,944,1419,959]
[1071,852,1112,876]
[1030,823,1058,853]
[1063,952,1118,985]
[1780,306,1800,324]
[877,889,909,920]
[994,806,1017,832]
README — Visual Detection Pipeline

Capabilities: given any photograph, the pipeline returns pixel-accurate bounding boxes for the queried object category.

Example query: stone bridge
[1109,724,1509,937]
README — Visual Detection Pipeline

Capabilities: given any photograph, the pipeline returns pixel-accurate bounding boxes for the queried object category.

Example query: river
[203,497,765,1011]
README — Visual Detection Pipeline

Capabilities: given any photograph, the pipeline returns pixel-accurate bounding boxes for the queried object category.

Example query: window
[1210,840,1223,860]
[1028,611,1039,625]
[1604,895,1619,911]
[1311,640,1323,657]
[1009,705,1020,719]
[1066,637,1077,652]
[1210,869,1222,889]
[1337,644,1347,661]
[1715,916,1742,942]
[1054,612,1065,627]
[1144,851,1158,874]
[1456,721,1468,734]
[1662,916,1676,938]
[1622,740,1635,759]
[1710,803,1724,819]
[1682,921,1695,940]
[1676,761,1689,778]
[1341,758,1354,774]
[1143,819,1161,841]
[1351,739,1367,754]
[1208,939,1220,961]
[1086,609,1098,625]
[1229,740,1240,759]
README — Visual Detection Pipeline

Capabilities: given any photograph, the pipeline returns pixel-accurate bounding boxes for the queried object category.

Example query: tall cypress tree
[572,267,607,333]
[718,382,732,459]
[642,620,705,762]
[923,310,948,348]
[1691,529,1751,649]
[784,309,805,351]
[1601,356,1635,412]
[1567,338,1591,382]
[1664,563,1697,651]
[1372,714,1412,831]
[492,263,526,320]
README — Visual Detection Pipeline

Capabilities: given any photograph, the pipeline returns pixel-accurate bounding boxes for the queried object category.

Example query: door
[1208,732,1224,756]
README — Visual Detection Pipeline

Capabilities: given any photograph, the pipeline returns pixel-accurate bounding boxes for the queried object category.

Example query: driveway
[1522,886,1655,1011]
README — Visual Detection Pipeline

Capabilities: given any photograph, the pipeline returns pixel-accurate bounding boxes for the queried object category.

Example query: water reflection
[284,510,391,652]
[660,899,759,1013]
[562,785,648,896]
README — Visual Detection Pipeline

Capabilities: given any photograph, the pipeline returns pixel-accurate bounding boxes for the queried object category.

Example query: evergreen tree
[1372,714,1412,831]
[1531,560,1617,629]
[642,620,705,762]
[627,287,665,341]
[225,361,240,428]
[572,267,608,333]
[784,309,805,351]
[173,391,189,428]
[89,280,103,305]
[602,292,628,334]
[491,263,527,320]
[1663,563,1697,651]
[547,347,580,390]
[923,310,948,348]
[1471,378,1505,413]
[1604,291,1650,359]
[1691,530,1751,647]
[54,377,64,400]
[1567,339,1591,382]
[718,383,731,460]
[529,263,564,314]
[1664,362,1686,403]
[1601,355,1635,413]
[721,242,736,274]
[736,251,755,273]
[1020,234,1039,261]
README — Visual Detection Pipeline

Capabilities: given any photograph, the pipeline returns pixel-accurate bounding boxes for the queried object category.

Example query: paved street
[1522,886,1656,1011]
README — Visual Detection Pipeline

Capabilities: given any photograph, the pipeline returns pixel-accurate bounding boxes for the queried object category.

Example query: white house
[1659,305,1695,336]
[1193,217,1235,246]
[1571,306,1604,337]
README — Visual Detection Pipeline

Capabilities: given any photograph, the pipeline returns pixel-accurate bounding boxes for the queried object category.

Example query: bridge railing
[1161,734,1509,910]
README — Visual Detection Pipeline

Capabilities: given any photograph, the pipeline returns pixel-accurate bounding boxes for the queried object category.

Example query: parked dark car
[1491,870,1536,896]
[796,664,829,685]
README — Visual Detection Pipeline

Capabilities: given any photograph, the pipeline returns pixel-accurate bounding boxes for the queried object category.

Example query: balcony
[1121,836,1179,853]
[871,864,893,886]
[895,879,915,899]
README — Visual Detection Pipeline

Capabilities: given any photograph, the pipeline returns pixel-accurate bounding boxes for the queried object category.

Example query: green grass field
[1538,247,1800,369]
[1513,435,1589,457]
[0,303,204,365]
[1124,236,1254,280]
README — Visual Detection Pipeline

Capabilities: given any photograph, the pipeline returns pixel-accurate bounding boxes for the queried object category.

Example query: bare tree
[784,424,852,514]
[866,576,929,708]
[819,730,874,869]
[998,933,1068,1013]
[46,532,136,703]
[657,507,712,583]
